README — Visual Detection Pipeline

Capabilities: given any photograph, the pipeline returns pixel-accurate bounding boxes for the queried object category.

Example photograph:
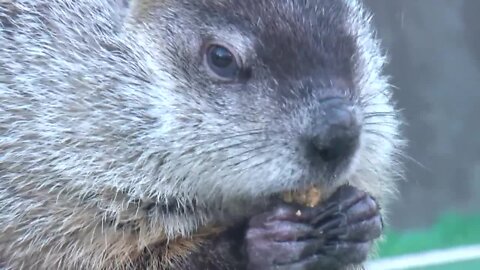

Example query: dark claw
[245,185,383,270]
[307,202,342,225]
[326,215,383,242]
[246,228,324,268]
[306,186,367,225]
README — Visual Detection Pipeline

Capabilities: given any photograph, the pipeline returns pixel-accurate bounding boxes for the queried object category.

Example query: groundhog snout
[304,98,360,168]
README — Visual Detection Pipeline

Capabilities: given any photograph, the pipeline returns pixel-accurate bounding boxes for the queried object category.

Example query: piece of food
[282,186,322,208]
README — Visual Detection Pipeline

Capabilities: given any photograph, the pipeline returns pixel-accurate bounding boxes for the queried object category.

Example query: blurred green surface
[378,212,480,258]
[375,212,480,269]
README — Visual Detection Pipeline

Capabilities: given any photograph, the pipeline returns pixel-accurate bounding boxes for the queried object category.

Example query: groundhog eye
[205,44,240,80]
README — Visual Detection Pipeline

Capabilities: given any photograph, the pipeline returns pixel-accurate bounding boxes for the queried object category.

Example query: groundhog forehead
[139,0,358,88]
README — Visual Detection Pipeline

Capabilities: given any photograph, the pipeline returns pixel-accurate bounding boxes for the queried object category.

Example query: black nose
[306,99,360,166]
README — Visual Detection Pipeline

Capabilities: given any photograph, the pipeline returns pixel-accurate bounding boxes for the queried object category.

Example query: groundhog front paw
[245,185,383,270]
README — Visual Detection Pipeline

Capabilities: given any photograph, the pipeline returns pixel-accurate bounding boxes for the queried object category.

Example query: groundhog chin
[217,167,353,207]
[263,154,361,206]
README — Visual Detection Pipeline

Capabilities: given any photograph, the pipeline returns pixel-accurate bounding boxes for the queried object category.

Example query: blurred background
[364,1,480,269]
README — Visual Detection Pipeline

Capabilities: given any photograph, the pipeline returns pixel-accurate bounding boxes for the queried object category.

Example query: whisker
[234,157,274,175]
[189,138,262,157]
[394,151,429,172]
[218,143,271,166]
[363,112,399,119]
[225,144,273,170]
[363,129,398,145]
[357,89,391,105]
[363,122,399,128]
[167,128,264,150]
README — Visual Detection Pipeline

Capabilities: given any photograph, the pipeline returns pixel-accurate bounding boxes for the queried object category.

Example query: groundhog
[0,0,404,269]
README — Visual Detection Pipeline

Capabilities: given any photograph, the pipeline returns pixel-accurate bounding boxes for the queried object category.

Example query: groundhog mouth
[281,185,323,208]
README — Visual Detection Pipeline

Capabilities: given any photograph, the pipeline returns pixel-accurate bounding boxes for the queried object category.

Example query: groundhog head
[100,0,402,209]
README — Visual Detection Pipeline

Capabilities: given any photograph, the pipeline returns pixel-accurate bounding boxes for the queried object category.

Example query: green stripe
[378,212,480,258]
